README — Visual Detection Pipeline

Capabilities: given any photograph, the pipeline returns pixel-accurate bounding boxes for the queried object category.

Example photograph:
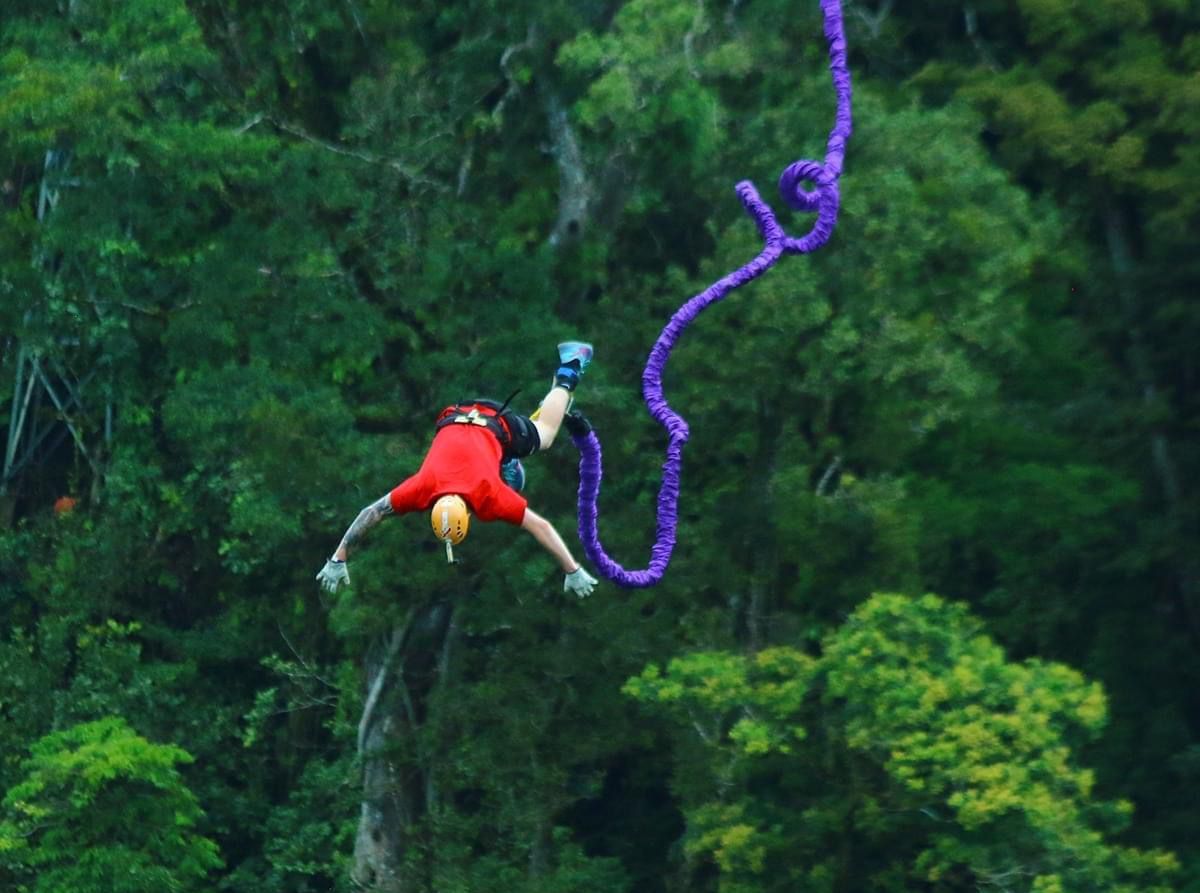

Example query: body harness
[434,395,521,460]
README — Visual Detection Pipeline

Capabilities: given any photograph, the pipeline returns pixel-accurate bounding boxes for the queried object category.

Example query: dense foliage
[2,1,1196,891]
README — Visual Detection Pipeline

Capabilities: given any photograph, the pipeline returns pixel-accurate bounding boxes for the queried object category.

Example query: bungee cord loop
[571,0,853,588]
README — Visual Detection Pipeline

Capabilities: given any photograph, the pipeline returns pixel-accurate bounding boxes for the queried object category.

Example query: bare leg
[532,386,571,449]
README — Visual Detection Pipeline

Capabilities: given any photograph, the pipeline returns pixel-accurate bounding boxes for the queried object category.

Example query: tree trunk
[544,90,592,248]
[353,708,407,892]
[1104,206,1199,641]
[745,396,784,651]
[352,625,409,892]
[351,599,458,891]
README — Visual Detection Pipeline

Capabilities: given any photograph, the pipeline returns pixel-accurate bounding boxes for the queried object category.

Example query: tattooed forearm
[337,495,394,555]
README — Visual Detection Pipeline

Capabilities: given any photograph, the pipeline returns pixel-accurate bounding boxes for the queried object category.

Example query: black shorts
[502,410,541,458]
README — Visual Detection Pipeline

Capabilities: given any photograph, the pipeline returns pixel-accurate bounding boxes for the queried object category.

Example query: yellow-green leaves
[627,594,1179,892]
[624,647,815,756]
[0,717,222,892]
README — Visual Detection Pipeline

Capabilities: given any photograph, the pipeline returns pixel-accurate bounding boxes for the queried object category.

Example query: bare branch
[86,293,187,317]
[963,6,1000,71]
[264,117,448,192]
[31,358,97,475]
[5,362,96,487]
[683,0,706,79]
[277,625,342,692]
[850,0,894,40]
[456,142,474,198]
[4,348,36,482]
[235,112,265,134]
[36,149,66,222]
[816,455,843,496]
[344,0,368,46]
[494,24,537,126]
[357,618,410,755]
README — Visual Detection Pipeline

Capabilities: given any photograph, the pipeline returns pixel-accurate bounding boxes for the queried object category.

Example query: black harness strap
[495,388,521,414]
[435,400,518,458]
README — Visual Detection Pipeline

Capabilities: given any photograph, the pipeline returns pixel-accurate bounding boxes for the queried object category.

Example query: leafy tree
[626,594,1179,893]
[879,3,1200,865]
[0,716,222,893]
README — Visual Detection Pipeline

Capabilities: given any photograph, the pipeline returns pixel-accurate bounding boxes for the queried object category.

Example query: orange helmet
[430,494,470,545]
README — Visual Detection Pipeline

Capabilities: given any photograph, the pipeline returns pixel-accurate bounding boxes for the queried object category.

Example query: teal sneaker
[554,341,594,392]
[557,341,594,370]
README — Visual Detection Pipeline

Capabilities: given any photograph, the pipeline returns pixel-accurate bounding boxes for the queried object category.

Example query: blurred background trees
[2,1,1196,890]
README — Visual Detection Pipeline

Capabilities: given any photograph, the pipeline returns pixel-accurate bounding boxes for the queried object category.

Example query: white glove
[316,558,350,592]
[563,566,598,598]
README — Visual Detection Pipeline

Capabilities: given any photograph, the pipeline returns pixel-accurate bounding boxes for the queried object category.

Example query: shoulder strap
[435,402,513,451]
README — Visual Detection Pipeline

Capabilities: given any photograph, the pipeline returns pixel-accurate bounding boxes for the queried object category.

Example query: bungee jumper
[315,341,600,598]
[317,2,851,594]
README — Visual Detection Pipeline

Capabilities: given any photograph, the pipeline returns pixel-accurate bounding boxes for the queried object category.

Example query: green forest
[2,0,1198,890]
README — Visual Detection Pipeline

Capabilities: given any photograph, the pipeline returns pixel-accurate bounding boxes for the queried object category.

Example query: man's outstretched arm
[520,507,597,597]
[316,494,393,591]
[333,494,394,561]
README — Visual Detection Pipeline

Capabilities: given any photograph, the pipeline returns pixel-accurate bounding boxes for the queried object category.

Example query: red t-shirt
[389,421,528,526]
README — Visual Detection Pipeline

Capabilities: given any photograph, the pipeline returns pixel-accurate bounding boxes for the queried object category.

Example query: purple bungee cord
[570,0,853,588]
